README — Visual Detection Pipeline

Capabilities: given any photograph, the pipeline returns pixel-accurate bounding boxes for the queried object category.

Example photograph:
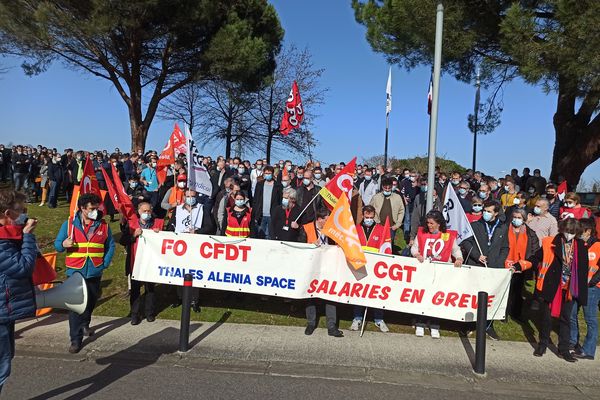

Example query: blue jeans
[48,180,59,207]
[259,216,271,240]
[0,321,15,394]
[353,306,384,322]
[13,172,27,191]
[570,286,600,358]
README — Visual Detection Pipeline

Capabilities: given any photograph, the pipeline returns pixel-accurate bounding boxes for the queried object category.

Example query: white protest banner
[185,126,212,196]
[442,184,475,244]
[133,231,511,322]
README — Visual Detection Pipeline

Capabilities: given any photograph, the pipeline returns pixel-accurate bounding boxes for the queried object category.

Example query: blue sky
[0,0,597,183]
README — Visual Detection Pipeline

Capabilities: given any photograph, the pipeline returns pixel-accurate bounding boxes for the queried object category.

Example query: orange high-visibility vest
[587,241,600,288]
[356,224,384,253]
[225,208,251,238]
[65,219,109,269]
[536,236,557,292]
[416,228,457,263]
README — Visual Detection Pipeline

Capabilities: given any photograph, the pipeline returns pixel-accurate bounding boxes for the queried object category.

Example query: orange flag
[157,123,187,185]
[319,157,356,209]
[35,252,57,317]
[322,194,366,271]
[379,217,392,254]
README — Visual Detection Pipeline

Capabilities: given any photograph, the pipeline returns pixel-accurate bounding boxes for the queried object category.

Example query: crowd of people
[1,141,599,395]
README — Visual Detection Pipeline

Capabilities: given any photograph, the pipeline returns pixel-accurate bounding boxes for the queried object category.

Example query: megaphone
[36,272,88,315]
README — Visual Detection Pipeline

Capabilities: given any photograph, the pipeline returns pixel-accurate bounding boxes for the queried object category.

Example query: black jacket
[252,181,283,224]
[295,184,323,224]
[48,162,64,183]
[270,205,303,242]
[526,235,588,305]
[461,216,509,268]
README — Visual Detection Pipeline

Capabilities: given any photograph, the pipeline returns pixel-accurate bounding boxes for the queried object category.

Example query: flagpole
[472,68,481,171]
[384,67,391,170]
[426,3,444,211]
[384,114,389,170]
[293,191,320,224]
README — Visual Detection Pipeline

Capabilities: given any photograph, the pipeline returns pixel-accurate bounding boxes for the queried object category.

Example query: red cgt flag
[279,81,304,136]
[158,123,187,185]
[378,217,392,254]
[557,180,568,202]
[319,157,357,209]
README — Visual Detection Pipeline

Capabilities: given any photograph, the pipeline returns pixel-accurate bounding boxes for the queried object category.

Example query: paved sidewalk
[14,313,600,398]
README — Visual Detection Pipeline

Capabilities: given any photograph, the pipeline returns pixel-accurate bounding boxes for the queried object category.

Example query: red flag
[111,164,139,226]
[319,157,357,209]
[427,74,433,115]
[557,180,568,202]
[157,123,187,185]
[81,155,101,196]
[279,81,304,135]
[379,217,392,254]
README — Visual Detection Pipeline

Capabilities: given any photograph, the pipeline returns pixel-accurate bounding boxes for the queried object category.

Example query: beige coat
[369,192,405,231]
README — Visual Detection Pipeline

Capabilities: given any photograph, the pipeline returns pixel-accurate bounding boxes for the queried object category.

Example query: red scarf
[0,224,24,240]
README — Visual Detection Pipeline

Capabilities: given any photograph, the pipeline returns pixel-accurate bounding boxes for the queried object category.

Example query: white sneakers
[350,318,362,331]
[415,326,425,337]
[430,328,441,339]
[350,319,390,333]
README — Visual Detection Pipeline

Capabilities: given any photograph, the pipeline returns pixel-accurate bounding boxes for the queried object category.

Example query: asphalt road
[2,354,590,400]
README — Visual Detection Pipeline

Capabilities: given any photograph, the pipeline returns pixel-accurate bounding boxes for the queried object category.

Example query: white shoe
[350,318,362,331]
[375,320,389,333]
[415,326,425,337]
[430,328,441,339]
[38,203,44,206]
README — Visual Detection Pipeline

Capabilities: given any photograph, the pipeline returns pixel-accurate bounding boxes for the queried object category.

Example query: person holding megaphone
[55,192,115,354]
[0,189,38,395]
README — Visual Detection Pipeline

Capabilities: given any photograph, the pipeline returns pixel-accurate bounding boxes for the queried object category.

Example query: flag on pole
[557,181,568,202]
[157,123,187,185]
[322,194,367,271]
[185,126,212,196]
[442,184,474,244]
[386,67,392,115]
[279,81,304,135]
[319,157,357,209]
[427,74,433,115]
[378,217,392,254]
[69,156,107,235]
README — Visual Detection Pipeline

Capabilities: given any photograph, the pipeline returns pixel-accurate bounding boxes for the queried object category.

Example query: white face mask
[87,209,98,220]
[177,182,186,189]
[513,198,521,205]
[564,233,576,242]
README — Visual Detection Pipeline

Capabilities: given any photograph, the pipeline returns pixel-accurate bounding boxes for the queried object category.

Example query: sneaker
[486,326,500,341]
[375,320,389,333]
[430,328,441,339]
[68,342,82,354]
[38,202,44,207]
[415,326,425,337]
[350,318,362,331]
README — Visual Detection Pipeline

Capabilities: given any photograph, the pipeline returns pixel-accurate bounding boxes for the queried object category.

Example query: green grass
[26,194,599,343]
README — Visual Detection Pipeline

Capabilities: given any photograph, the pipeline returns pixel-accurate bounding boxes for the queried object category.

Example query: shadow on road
[188,311,231,349]
[28,327,179,400]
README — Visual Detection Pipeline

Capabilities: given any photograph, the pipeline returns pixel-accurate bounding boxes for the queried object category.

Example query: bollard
[179,273,193,352]
[474,291,488,375]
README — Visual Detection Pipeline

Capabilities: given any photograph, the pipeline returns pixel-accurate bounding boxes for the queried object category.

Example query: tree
[157,82,204,135]
[249,44,326,163]
[362,154,466,174]
[0,0,283,151]
[352,0,600,186]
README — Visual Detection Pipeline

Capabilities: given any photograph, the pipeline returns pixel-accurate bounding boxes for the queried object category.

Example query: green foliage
[362,154,466,174]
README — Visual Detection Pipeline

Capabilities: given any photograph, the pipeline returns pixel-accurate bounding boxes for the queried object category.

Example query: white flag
[185,126,212,196]
[386,67,392,115]
[442,184,474,244]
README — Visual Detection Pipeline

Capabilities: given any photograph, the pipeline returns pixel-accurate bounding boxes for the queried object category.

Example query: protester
[139,155,159,208]
[411,210,463,338]
[560,192,590,220]
[358,168,378,206]
[119,202,164,325]
[350,205,389,333]
[54,192,116,354]
[370,177,405,243]
[270,188,302,242]
[0,190,38,395]
[568,218,600,360]
[252,166,282,239]
[296,170,322,224]
[409,179,442,243]
[160,174,187,216]
[500,177,518,209]
[503,208,540,322]
[224,191,252,238]
[518,218,588,361]
[467,197,484,223]
[526,198,558,242]
[301,209,343,337]
[545,183,561,220]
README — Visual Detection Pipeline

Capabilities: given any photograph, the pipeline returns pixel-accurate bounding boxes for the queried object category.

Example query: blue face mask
[363,218,375,227]
[383,191,392,197]
[303,178,311,186]
[458,188,467,196]
[512,218,523,227]
[472,205,483,212]
[235,199,246,207]
[482,211,493,222]
[364,175,372,181]
[315,173,322,179]
[141,212,151,221]
[14,213,28,226]
[281,198,290,208]
[420,185,428,192]
[264,174,273,181]
[478,192,487,199]
[185,197,196,206]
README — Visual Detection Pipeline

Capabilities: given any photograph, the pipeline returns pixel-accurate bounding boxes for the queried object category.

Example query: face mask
[383,191,392,197]
[256,165,263,170]
[472,205,483,212]
[564,233,576,242]
[282,181,289,188]
[451,180,460,186]
[14,213,28,226]
[87,209,98,220]
[238,168,245,174]
[235,199,246,207]
[185,197,196,206]
[512,218,523,227]
[286,165,292,171]
[151,162,157,168]
[314,173,322,180]
[458,188,467,196]
[357,169,363,174]
[404,174,410,179]
[141,212,151,221]
[513,198,521,205]
[130,182,138,188]
[565,202,575,208]
[533,206,542,215]
[281,198,290,208]
[264,174,273,181]
[279,163,284,168]
[504,185,510,192]
[363,218,375,227]
[303,178,311,186]
[478,192,487,199]
[177,182,186,189]
[112,162,118,167]
[392,185,398,191]
[482,211,493,222]
[420,185,427,192]
[364,175,372,181]
[297,173,304,179]
[490,185,498,191]
[528,188,535,194]
[409,176,416,182]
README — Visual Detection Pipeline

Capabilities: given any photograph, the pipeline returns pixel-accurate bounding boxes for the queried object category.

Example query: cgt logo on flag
[319,157,357,209]
[279,81,304,135]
